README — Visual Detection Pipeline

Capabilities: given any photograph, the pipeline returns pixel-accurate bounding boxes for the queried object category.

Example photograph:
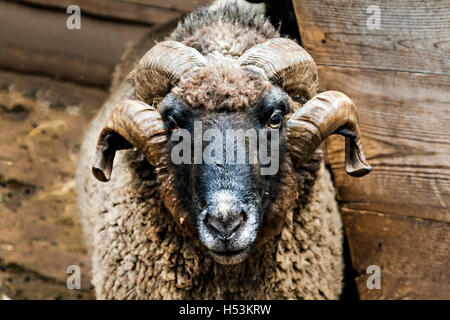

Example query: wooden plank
[320,66,450,223]
[342,207,450,299]
[121,0,211,12]
[293,0,450,75]
[355,272,450,300]
[12,0,211,25]
[0,1,150,87]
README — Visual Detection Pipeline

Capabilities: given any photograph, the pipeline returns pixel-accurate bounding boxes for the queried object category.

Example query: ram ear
[92,99,167,182]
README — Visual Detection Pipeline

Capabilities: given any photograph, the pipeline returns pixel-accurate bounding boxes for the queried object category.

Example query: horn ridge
[135,40,208,103]
[238,38,319,101]
[286,91,372,177]
[92,99,167,182]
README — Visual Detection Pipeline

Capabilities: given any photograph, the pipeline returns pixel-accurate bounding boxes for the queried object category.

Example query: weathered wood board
[0,1,150,87]
[12,0,211,25]
[344,208,449,299]
[320,66,450,223]
[1,0,448,300]
[293,0,450,299]
[293,0,449,75]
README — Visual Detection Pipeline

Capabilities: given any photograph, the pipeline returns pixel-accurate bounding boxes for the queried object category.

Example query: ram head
[91,38,371,264]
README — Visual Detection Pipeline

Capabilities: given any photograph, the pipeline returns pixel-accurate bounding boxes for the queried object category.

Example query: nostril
[240,210,247,222]
[205,211,245,239]
[205,214,227,235]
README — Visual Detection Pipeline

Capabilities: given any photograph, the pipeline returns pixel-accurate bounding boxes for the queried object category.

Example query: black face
[160,88,290,264]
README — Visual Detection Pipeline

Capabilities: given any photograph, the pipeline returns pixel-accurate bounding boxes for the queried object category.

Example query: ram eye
[267,112,283,129]
[167,116,178,131]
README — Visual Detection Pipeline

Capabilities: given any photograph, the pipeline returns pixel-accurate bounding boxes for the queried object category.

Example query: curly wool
[76,1,344,299]
[77,103,343,299]
[173,63,270,112]
[79,145,342,299]
[171,3,279,58]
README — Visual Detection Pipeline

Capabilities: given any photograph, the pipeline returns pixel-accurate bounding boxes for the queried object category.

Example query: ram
[76,2,371,299]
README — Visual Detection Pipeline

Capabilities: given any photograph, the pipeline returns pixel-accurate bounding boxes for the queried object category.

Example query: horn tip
[346,164,372,178]
[92,166,110,182]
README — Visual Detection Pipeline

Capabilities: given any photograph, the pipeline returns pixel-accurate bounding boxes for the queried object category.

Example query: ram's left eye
[267,112,283,129]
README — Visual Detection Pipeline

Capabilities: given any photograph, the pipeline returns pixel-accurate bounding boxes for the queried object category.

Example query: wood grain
[343,207,450,299]
[120,0,211,12]
[110,18,179,92]
[293,0,450,75]
[355,272,450,300]
[320,66,450,223]
[11,0,211,25]
[0,1,150,87]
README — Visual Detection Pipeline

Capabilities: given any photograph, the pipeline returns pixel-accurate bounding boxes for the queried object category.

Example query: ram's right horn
[92,40,208,182]
[135,40,208,104]
[92,100,167,182]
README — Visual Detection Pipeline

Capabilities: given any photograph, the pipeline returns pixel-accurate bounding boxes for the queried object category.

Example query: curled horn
[93,41,207,182]
[239,38,371,177]
[286,91,371,177]
[92,100,166,182]
[135,40,208,103]
[238,38,319,101]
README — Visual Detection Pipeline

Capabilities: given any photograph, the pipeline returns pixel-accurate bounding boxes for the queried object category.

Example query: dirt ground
[0,70,108,299]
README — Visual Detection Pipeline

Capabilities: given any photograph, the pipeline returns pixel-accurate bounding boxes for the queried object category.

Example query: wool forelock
[172,62,271,112]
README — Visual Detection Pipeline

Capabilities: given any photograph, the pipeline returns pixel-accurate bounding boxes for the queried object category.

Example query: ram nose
[204,190,246,240]
[205,210,245,239]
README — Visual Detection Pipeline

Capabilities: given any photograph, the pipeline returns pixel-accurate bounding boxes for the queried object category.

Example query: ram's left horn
[238,37,319,102]
[286,91,372,177]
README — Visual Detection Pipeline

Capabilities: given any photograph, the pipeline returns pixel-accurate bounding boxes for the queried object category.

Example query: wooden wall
[12,0,211,25]
[293,0,449,299]
[0,0,209,88]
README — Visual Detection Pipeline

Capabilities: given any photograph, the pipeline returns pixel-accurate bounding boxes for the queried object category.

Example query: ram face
[91,39,371,265]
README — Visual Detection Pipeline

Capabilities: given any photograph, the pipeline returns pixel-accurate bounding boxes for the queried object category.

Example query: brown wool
[76,2,344,299]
